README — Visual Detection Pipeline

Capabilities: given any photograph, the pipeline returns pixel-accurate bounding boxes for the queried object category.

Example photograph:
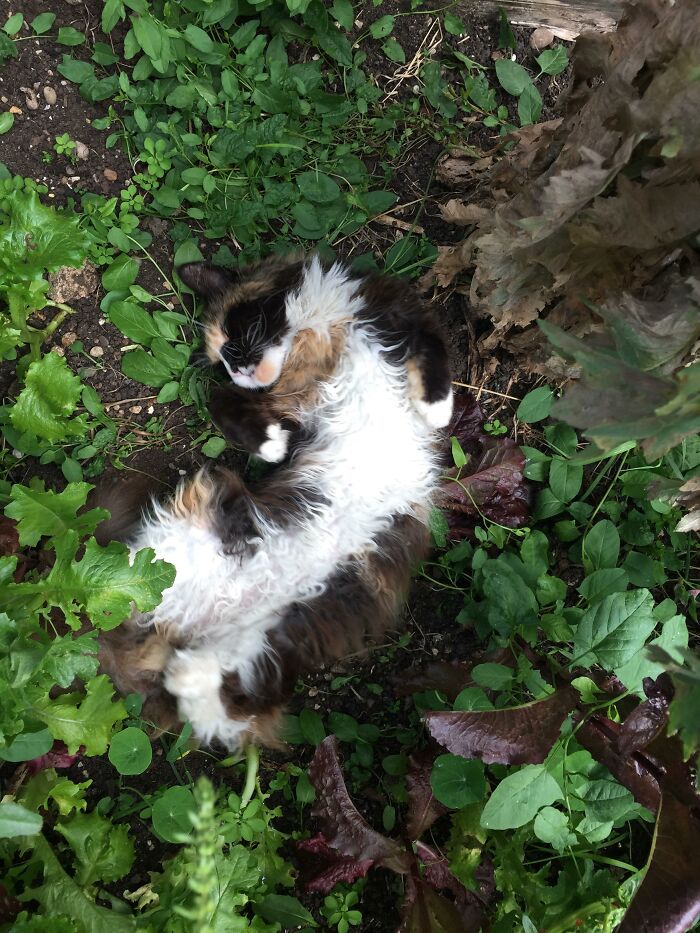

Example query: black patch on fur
[357,274,452,404]
[177,262,237,298]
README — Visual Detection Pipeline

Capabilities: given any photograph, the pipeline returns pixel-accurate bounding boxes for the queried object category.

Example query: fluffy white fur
[258,423,289,463]
[129,258,449,746]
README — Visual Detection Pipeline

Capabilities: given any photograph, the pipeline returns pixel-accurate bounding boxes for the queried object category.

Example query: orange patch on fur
[170,471,216,526]
[204,322,227,363]
[255,357,278,385]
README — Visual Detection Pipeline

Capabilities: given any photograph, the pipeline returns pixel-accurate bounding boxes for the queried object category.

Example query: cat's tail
[88,472,166,545]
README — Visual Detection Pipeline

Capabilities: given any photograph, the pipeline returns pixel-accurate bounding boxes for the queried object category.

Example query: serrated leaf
[573,590,656,669]
[10,353,87,442]
[5,481,108,546]
[35,675,127,755]
[56,810,134,886]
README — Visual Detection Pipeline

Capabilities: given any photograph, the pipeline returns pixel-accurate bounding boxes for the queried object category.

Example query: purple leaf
[425,687,577,764]
[296,834,375,893]
[447,392,485,457]
[308,736,410,872]
[618,675,673,756]
[27,741,80,775]
[618,793,700,933]
[406,750,448,839]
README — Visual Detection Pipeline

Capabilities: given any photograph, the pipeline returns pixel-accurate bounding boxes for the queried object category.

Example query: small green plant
[54,132,77,159]
[41,150,53,163]
[320,884,364,933]
[484,418,508,436]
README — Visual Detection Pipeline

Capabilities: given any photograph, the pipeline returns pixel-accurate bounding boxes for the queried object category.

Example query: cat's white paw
[164,649,222,700]
[258,423,289,463]
[414,392,453,429]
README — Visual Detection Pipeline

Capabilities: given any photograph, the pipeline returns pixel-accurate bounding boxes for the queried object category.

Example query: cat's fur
[98,255,452,748]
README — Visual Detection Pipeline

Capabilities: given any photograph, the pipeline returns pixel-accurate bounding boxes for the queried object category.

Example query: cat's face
[177,261,298,389]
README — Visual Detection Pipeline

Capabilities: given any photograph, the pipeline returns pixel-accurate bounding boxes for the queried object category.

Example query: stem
[43,302,76,339]
[240,743,259,809]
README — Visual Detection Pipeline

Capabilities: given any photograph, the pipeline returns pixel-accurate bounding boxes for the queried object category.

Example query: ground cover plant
[0,0,698,929]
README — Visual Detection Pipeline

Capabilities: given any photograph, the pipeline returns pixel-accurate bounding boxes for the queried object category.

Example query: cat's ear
[177,262,236,298]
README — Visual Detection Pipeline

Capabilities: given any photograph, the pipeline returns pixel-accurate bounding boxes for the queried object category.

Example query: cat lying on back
[99,254,452,748]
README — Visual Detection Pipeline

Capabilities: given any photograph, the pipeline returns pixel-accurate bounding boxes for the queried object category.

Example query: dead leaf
[439,200,489,226]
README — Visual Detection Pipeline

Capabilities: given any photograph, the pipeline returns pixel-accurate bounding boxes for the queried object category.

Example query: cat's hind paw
[414,392,453,429]
[258,423,290,463]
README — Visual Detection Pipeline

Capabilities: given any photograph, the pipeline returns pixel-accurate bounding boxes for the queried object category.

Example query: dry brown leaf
[48,260,99,304]
[439,200,489,226]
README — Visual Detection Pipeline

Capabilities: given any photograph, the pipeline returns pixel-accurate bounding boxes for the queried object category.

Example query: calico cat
[98,254,452,748]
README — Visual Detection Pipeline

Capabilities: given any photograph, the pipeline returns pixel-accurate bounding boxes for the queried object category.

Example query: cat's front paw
[258,423,290,463]
[414,392,454,429]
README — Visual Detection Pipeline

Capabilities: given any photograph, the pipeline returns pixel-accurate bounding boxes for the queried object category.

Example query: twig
[451,380,519,401]
[373,213,425,234]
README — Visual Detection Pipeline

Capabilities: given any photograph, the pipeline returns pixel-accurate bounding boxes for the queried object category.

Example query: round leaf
[431,754,486,808]
[108,727,153,775]
[0,112,15,135]
[151,786,195,842]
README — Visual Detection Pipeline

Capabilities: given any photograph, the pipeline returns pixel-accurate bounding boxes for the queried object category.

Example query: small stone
[89,346,104,358]
[43,86,57,105]
[308,687,318,697]
[129,405,142,414]
[74,140,89,160]
[9,106,22,115]
[147,405,154,414]
[53,346,65,357]
[24,90,39,110]
[530,27,555,50]
[178,469,186,476]
[61,331,78,347]
[103,168,118,181]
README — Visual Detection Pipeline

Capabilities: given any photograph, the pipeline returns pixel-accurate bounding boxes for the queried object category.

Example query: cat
[98,254,453,749]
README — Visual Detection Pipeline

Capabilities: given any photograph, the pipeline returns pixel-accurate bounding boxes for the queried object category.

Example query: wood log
[457,0,622,39]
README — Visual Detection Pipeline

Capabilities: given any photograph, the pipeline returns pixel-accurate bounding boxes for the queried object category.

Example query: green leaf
[108,727,152,775]
[451,436,467,467]
[382,37,405,64]
[0,801,42,838]
[57,26,85,46]
[0,728,53,762]
[10,353,86,442]
[578,568,628,603]
[201,436,227,458]
[184,23,214,53]
[57,56,95,83]
[481,764,563,830]
[102,0,124,34]
[0,190,88,278]
[330,0,354,31]
[370,15,394,39]
[5,481,108,546]
[17,836,137,931]
[102,254,140,290]
[31,13,56,35]
[573,590,656,669]
[109,301,160,346]
[315,26,353,66]
[299,708,326,745]
[157,381,179,404]
[3,13,23,35]
[471,662,513,690]
[517,386,554,423]
[431,754,486,808]
[548,458,583,502]
[121,348,172,387]
[497,8,516,50]
[533,806,576,852]
[56,810,134,886]
[494,59,531,96]
[444,12,465,35]
[518,81,542,126]
[257,894,318,928]
[297,171,342,205]
[35,675,127,755]
[0,112,14,135]
[151,786,195,843]
[582,520,620,573]
[537,45,569,76]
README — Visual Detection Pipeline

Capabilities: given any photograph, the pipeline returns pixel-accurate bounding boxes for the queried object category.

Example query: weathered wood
[457,0,622,39]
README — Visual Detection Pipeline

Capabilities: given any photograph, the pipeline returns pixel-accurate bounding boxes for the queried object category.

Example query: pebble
[178,469,186,476]
[61,331,78,347]
[23,89,39,110]
[147,405,154,414]
[43,86,57,105]
[129,405,142,414]
[53,347,65,357]
[89,346,104,358]
[530,27,555,50]
[74,140,89,160]
[103,168,118,181]
[9,105,22,114]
